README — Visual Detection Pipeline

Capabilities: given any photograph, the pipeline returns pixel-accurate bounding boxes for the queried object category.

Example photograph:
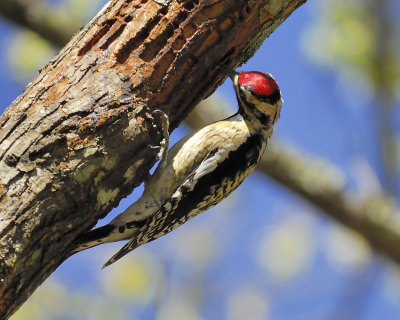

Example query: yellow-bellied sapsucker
[72,66,283,267]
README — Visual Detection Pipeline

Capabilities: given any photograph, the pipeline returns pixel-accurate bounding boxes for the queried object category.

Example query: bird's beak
[218,64,239,80]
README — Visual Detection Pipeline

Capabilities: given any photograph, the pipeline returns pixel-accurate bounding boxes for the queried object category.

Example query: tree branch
[0,0,306,318]
[0,0,78,47]
[5,0,399,302]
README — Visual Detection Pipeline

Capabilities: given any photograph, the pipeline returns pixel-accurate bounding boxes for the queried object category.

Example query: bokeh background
[1,0,400,319]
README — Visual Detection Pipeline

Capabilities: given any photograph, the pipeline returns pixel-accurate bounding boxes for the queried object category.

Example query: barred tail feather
[102,237,139,268]
[72,224,115,253]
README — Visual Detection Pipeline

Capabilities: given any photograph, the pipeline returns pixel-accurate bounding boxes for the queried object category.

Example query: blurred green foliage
[304,0,400,99]
[6,0,102,82]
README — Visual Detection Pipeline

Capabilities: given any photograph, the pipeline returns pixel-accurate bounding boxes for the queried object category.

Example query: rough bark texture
[0,0,305,318]
[5,0,400,271]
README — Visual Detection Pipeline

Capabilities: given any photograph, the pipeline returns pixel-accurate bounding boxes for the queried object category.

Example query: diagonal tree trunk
[5,0,400,273]
[0,0,306,318]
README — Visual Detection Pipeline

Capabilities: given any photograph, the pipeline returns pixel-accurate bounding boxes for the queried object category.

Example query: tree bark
[0,0,306,318]
[5,0,400,269]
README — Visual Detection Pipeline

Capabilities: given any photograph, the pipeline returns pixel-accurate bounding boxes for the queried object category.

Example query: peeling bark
[0,0,306,317]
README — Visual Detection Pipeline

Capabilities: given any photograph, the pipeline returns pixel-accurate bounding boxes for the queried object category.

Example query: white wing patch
[192,143,236,181]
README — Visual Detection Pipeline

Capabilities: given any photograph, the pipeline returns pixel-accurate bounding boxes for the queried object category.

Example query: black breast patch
[133,134,266,247]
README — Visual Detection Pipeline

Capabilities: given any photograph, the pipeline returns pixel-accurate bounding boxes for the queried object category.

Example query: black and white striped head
[224,68,283,139]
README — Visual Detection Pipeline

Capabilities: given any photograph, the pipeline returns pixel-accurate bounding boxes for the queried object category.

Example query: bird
[72,66,283,268]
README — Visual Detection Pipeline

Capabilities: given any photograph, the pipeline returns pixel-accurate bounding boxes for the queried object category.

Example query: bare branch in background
[187,98,400,265]
[0,0,79,46]
[0,0,306,318]
[3,0,400,276]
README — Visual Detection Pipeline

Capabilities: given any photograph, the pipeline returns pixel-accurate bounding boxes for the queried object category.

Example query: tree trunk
[0,0,306,318]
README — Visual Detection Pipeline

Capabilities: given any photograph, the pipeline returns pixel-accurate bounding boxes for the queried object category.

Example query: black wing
[103,134,265,267]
